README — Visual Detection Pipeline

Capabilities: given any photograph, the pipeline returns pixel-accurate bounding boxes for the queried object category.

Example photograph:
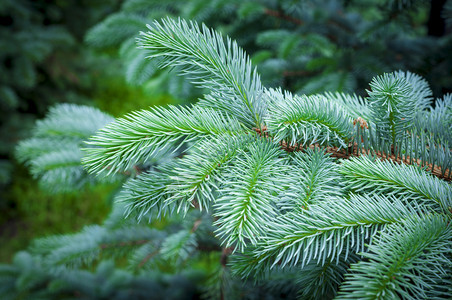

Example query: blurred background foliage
[0,0,451,298]
[0,0,180,261]
[84,0,451,98]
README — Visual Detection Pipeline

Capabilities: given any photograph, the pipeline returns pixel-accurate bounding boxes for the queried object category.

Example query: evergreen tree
[3,18,451,299]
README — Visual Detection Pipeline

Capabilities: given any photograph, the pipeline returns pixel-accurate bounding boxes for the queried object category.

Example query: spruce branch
[295,253,361,300]
[393,70,432,112]
[31,226,160,267]
[231,250,360,300]
[245,194,419,271]
[16,138,75,164]
[323,91,371,121]
[338,215,452,299]
[34,104,114,139]
[138,17,266,127]
[367,72,415,146]
[290,148,343,205]
[127,213,208,271]
[29,147,88,192]
[265,89,353,149]
[160,229,198,265]
[339,155,452,214]
[15,104,117,192]
[213,139,289,251]
[116,168,175,222]
[167,134,254,212]
[415,93,452,145]
[351,124,452,181]
[278,148,343,212]
[128,241,162,271]
[13,15,451,298]
[83,105,244,175]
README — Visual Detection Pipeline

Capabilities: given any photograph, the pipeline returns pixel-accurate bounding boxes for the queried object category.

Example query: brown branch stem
[252,125,451,181]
